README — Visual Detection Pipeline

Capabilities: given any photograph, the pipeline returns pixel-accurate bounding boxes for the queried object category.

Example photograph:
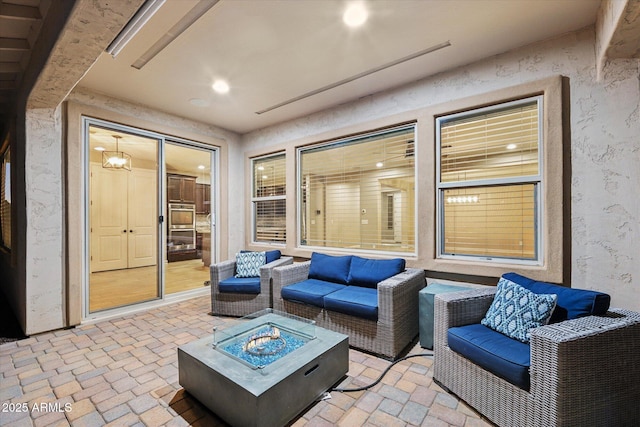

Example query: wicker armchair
[273,260,426,359]
[433,288,640,427]
[210,252,293,317]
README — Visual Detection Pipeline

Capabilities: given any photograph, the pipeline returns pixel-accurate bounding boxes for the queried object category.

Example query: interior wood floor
[89,259,210,312]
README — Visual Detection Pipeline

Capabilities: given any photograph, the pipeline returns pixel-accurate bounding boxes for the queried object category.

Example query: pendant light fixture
[102,135,132,171]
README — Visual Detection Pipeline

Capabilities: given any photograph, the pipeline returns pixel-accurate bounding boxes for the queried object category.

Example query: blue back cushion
[347,256,406,288]
[448,323,531,390]
[241,250,281,264]
[265,250,281,264]
[502,272,610,323]
[308,253,352,285]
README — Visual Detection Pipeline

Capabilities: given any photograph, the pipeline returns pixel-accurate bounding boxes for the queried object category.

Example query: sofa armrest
[528,309,640,417]
[272,261,311,298]
[377,268,425,323]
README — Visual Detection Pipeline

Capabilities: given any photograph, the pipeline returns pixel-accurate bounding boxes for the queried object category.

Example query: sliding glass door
[165,142,213,295]
[88,125,160,312]
[85,120,216,315]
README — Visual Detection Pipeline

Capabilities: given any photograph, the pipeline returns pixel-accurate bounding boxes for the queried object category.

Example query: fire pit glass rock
[212,309,316,370]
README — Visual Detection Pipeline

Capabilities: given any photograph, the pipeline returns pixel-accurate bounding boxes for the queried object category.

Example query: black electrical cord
[331,352,434,393]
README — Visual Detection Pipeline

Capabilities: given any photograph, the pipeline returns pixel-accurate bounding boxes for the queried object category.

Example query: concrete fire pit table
[178,309,349,427]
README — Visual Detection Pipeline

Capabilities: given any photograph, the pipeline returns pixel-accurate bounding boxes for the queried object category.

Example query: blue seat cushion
[503,272,611,323]
[323,286,378,320]
[347,256,405,288]
[448,323,531,390]
[308,252,352,285]
[281,279,346,307]
[219,276,261,294]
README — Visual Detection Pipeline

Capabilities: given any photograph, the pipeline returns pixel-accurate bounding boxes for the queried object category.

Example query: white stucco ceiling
[76,0,603,134]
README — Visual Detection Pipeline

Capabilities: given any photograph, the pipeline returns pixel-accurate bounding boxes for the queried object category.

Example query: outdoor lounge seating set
[433,272,640,427]
[211,251,425,359]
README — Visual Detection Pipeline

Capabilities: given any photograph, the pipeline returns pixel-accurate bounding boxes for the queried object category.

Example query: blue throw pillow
[481,277,557,343]
[235,251,266,278]
[347,256,405,288]
[308,253,352,285]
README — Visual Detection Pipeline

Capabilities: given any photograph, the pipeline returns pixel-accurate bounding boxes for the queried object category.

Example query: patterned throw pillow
[481,277,557,343]
[235,251,266,278]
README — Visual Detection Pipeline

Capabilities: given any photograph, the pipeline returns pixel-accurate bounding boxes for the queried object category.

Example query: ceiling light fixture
[256,40,451,115]
[507,143,517,150]
[376,162,383,168]
[94,146,106,152]
[106,0,166,58]
[212,80,230,94]
[343,3,368,27]
[132,0,221,69]
[102,135,132,171]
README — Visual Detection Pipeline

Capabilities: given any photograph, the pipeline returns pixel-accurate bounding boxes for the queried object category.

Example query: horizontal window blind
[440,101,539,182]
[0,148,10,250]
[299,125,415,253]
[437,97,542,262]
[442,184,536,259]
[252,153,286,243]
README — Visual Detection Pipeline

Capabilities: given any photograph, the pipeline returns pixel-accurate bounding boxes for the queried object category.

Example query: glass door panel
[88,125,160,312]
[165,143,213,294]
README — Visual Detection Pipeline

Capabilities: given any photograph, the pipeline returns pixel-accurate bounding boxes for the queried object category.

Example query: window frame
[296,123,417,255]
[0,137,11,253]
[423,76,565,283]
[435,95,544,265]
[251,152,286,245]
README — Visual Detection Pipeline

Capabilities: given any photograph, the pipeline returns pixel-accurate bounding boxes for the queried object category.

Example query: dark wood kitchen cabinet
[195,183,211,214]
[168,174,196,203]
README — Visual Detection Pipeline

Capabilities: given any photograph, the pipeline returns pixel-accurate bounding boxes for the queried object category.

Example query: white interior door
[127,169,157,268]
[90,164,128,272]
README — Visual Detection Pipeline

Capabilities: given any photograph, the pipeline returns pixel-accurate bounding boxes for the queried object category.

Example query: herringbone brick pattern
[0,296,492,426]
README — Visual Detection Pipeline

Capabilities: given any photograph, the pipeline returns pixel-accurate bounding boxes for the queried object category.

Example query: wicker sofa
[272,252,426,359]
[433,273,640,427]
[210,250,293,317]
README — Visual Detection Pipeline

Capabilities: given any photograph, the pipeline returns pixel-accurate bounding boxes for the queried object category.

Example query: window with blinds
[0,145,10,251]
[299,124,416,253]
[252,153,286,244]
[436,96,542,262]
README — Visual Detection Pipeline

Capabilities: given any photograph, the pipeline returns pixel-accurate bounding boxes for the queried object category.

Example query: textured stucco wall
[241,27,640,311]
[24,107,65,333]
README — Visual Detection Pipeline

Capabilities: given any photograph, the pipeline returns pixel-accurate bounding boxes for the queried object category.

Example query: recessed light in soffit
[131,0,221,70]
[255,41,452,115]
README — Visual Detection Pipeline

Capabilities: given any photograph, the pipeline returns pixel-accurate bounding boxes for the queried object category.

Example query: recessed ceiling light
[262,175,268,180]
[198,165,205,170]
[376,162,383,168]
[507,144,517,150]
[212,80,230,94]
[94,146,106,151]
[343,2,368,27]
[189,98,209,107]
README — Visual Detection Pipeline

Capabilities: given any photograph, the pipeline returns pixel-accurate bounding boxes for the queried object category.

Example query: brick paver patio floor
[0,295,493,426]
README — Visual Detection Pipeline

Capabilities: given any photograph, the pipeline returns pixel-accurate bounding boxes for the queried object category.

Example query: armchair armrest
[433,287,496,352]
[210,259,236,285]
[259,256,294,282]
[528,309,640,421]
